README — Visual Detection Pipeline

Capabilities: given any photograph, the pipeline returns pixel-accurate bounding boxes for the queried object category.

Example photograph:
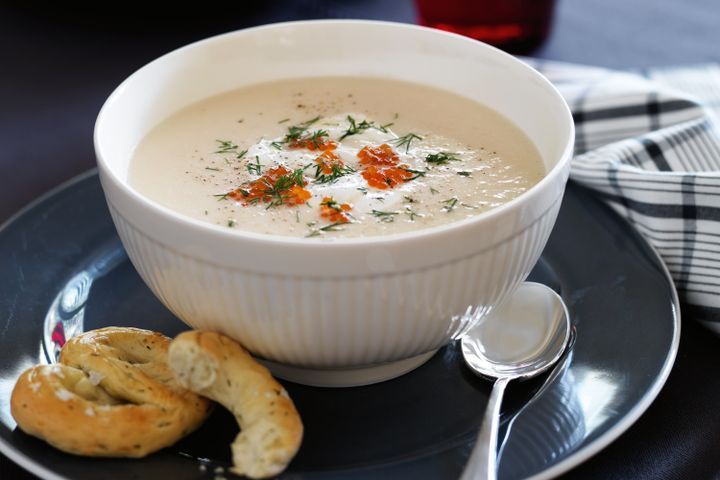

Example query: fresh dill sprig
[214,139,238,154]
[377,122,394,133]
[247,156,263,175]
[338,116,373,140]
[400,167,426,181]
[357,187,369,195]
[425,152,461,165]
[441,197,459,212]
[236,149,248,160]
[307,129,330,148]
[283,116,321,143]
[314,163,356,184]
[306,222,346,238]
[371,210,400,223]
[270,141,283,150]
[392,133,423,152]
[278,118,290,124]
[213,192,230,201]
[262,168,307,208]
[338,116,396,140]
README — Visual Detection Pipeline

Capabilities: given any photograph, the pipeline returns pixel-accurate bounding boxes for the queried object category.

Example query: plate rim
[528,220,681,480]
[0,171,681,480]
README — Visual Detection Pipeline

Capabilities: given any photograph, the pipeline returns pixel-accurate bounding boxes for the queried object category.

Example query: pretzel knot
[11,327,211,457]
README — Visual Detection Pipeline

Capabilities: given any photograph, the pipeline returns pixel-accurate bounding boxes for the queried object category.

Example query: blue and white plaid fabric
[528,60,720,332]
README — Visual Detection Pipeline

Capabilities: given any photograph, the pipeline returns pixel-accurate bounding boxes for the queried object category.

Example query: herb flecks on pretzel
[11,327,211,457]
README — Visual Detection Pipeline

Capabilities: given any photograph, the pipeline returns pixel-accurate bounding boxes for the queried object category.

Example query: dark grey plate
[0,171,679,480]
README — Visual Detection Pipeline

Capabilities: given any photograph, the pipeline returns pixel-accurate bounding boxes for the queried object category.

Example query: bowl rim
[94,19,575,248]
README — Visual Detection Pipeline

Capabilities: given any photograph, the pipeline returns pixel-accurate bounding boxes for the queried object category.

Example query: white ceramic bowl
[94,20,574,387]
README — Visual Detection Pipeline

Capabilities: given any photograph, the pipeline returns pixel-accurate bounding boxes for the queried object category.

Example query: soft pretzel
[168,331,303,479]
[11,327,211,457]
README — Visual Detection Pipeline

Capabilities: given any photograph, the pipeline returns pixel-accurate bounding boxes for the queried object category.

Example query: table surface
[2,1,719,479]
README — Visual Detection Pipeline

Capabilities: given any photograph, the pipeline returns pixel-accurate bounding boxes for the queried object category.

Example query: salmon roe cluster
[320,197,352,223]
[229,166,311,206]
[314,149,345,173]
[357,144,412,189]
[288,134,337,151]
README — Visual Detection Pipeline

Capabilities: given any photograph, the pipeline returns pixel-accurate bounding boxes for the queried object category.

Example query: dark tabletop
[2,1,720,479]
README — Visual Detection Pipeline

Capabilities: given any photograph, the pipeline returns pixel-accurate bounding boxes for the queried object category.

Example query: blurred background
[1,0,718,222]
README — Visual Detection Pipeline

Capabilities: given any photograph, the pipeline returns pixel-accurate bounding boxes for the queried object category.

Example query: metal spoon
[460,282,571,480]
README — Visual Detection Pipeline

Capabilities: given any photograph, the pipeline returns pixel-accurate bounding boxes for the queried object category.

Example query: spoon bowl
[460,282,571,480]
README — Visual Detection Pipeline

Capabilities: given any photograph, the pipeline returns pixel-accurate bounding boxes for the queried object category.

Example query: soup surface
[129,77,544,238]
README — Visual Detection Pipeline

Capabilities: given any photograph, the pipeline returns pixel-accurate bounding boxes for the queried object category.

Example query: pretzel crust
[11,327,211,457]
[168,331,303,478]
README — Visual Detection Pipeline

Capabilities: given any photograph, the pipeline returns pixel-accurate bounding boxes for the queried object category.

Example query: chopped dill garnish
[338,116,396,140]
[357,187,369,195]
[295,210,300,223]
[306,222,345,238]
[403,195,416,203]
[441,197,459,212]
[392,133,423,152]
[430,187,440,195]
[457,171,472,177]
[461,202,478,209]
[227,219,237,228]
[262,167,307,208]
[205,166,221,172]
[400,167,426,180]
[425,152,461,165]
[278,118,290,124]
[247,156,263,175]
[378,122,394,133]
[214,140,238,154]
[338,116,375,140]
[371,210,400,223]
[270,141,283,150]
[314,163,355,184]
[405,206,423,221]
[307,129,329,148]
[283,116,321,143]
[213,192,230,201]
[236,149,248,160]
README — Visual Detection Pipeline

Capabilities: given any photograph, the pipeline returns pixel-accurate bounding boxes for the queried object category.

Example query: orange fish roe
[288,132,338,151]
[356,143,413,189]
[320,196,352,224]
[361,164,414,189]
[357,144,399,167]
[314,149,344,174]
[229,165,311,207]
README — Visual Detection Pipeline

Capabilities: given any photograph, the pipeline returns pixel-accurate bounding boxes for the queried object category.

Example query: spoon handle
[460,376,511,480]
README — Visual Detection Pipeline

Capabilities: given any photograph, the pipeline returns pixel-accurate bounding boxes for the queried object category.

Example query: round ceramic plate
[0,171,679,480]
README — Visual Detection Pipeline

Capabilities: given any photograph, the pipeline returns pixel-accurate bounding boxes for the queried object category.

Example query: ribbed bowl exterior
[108,199,561,368]
[94,21,575,370]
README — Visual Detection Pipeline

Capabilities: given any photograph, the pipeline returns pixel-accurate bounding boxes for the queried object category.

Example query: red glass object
[415,0,557,53]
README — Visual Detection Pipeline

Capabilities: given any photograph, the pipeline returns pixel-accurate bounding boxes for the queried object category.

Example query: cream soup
[129,77,545,238]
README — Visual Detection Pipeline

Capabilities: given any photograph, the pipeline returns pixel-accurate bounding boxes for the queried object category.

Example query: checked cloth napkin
[527,60,720,332]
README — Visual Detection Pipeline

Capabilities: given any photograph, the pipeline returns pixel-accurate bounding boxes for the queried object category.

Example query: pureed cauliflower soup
[129,77,545,238]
